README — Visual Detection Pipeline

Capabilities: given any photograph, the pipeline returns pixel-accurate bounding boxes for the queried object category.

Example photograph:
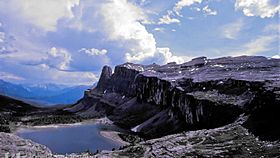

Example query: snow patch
[131,125,141,132]
[212,64,224,68]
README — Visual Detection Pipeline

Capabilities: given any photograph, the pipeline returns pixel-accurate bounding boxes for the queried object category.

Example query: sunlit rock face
[0,132,52,158]
[68,56,280,140]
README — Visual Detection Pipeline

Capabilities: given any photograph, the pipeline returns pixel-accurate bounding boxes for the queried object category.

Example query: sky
[0,0,279,85]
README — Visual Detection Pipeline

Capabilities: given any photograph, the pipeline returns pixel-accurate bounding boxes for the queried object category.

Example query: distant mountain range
[0,80,93,106]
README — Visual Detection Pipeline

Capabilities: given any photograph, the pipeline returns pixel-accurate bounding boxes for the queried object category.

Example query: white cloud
[228,35,277,56]
[0,49,100,85]
[174,0,203,16]
[31,64,98,85]
[192,7,201,11]
[45,47,72,70]
[1,0,185,65]
[202,5,217,16]
[79,48,108,56]
[242,35,276,55]
[0,31,18,55]
[0,32,5,43]
[235,0,280,18]
[156,48,185,64]
[206,22,279,58]
[88,0,184,64]
[0,71,24,81]
[0,0,187,85]
[43,69,98,85]
[272,54,280,59]
[154,27,165,32]
[263,23,280,33]
[222,20,244,39]
[158,0,203,25]
[96,0,156,62]
[158,12,181,24]
[0,0,80,31]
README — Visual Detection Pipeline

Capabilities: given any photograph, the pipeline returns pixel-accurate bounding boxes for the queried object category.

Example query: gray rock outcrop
[0,132,52,158]
[95,117,280,157]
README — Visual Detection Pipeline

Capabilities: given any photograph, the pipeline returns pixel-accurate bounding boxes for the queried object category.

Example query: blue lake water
[16,123,121,154]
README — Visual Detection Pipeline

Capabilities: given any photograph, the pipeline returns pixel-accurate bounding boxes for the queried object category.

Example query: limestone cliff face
[95,65,112,92]
[68,56,280,140]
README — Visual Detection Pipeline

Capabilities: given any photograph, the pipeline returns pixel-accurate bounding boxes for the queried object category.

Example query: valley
[0,56,280,157]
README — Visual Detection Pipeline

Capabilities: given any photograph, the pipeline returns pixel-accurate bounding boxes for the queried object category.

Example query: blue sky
[0,0,279,85]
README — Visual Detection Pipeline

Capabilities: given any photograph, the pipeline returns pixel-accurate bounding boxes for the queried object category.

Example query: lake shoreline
[99,131,130,147]
[14,117,114,132]
[14,117,130,153]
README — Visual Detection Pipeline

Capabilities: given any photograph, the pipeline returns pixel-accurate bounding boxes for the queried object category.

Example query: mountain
[67,56,280,141]
[24,83,69,97]
[0,94,39,132]
[0,80,33,98]
[0,94,39,113]
[0,80,92,105]
[1,56,280,157]
[34,85,92,105]
[64,56,280,157]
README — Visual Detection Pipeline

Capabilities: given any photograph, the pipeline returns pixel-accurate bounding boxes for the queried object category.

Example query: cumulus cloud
[158,0,204,25]
[222,20,244,39]
[0,0,80,32]
[2,0,185,65]
[0,59,98,85]
[0,0,187,85]
[71,0,183,64]
[96,0,158,62]
[158,15,181,25]
[235,0,280,18]
[174,0,203,16]
[79,48,108,56]
[202,5,217,16]
[70,49,111,72]
[72,47,111,71]
[156,48,185,64]
[44,47,72,70]
[158,11,181,24]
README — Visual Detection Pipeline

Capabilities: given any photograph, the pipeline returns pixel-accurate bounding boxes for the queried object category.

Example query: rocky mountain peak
[96,65,112,92]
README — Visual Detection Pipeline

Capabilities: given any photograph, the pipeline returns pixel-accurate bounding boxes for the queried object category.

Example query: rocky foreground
[0,56,280,157]
[96,117,280,158]
[1,117,279,158]
[0,132,52,157]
